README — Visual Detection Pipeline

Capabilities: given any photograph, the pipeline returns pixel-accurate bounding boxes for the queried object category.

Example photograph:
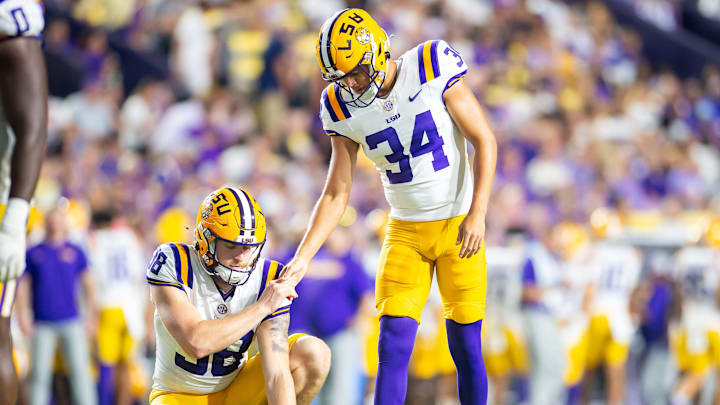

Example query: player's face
[216,241,254,269]
[339,64,372,94]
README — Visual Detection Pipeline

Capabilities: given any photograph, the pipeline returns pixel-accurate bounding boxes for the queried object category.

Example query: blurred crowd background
[9,0,720,404]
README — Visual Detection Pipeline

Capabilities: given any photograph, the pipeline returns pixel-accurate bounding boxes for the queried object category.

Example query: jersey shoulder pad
[146,242,195,291]
[320,83,353,135]
[414,40,468,90]
[255,258,291,319]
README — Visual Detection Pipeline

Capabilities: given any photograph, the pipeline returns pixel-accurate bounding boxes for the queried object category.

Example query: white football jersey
[89,226,147,337]
[147,242,290,394]
[673,246,720,307]
[320,40,473,222]
[589,242,642,310]
[485,246,525,315]
[0,0,44,39]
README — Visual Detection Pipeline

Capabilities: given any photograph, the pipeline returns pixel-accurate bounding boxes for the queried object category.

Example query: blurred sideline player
[88,208,147,405]
[522,228,565,405]
[552,223,593,405]
[484,242,529,405]
[147,186,330,405]
[282,8,497,404]
[669,220,720,405]
[0,0,48,402]
[584,227,642,405]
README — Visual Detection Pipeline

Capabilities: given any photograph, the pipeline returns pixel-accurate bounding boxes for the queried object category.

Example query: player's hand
[456,211,486,259]
[0,228,27,283]
[259,278,298,315]
[279,256,309,287]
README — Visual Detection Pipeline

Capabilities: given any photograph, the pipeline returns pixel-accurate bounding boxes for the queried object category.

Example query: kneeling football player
[147,186,330,405]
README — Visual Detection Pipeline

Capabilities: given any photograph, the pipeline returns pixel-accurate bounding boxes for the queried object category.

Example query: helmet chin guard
[201,235,265,286]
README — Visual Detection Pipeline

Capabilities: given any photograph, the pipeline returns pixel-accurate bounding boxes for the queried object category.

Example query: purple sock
[446,319,488,405]
[566,383,581,405]
[514,376,529,404]
[374,316,418,405]
[97,363,115,405]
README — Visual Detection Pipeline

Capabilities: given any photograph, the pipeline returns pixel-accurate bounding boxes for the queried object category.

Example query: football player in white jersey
[0,0,48,402]
[281,8,497,405]
[585,240,642,405]
[669,227,720,405]
[484,243,529,405]
[88,209,147,405]
[147,186,330,405]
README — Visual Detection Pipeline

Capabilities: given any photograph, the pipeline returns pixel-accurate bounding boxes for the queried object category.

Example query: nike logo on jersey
[409,89,422,102]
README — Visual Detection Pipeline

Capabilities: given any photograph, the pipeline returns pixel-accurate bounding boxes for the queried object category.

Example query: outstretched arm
[281,135,359,285]
[444,79,497,258]
[257,314,295,405]
[0,39,48,283]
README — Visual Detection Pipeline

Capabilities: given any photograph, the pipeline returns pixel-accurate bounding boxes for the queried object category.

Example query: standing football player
[147,186,330,405]
[0,0,48,402]
[282,8,497,404]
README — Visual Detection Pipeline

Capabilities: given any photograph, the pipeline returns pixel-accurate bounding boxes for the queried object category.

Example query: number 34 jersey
[320,40,473,222]
[146,242,290,394]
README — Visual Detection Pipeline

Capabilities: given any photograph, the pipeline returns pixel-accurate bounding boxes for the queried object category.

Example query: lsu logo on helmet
[316,8,391,107]
[194,186,267,285]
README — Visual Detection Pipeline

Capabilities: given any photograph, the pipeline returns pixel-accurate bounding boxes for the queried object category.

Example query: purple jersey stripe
[430,40,440,78]
[0,282,7,311]
[146,277,185,292]
[333,84,351,119]
[323,89,340,122]
[417,44,427,84]
[169,243,183,285]
[182,244,194,289]
[256,260,273,300]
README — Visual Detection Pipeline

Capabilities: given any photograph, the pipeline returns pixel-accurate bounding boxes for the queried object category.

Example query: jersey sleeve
[319,84,354,138]
[256,259,292,321]
[146,243,188,292]
[416,40,469,97]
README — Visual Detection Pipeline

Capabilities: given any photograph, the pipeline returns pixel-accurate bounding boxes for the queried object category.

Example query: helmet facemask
[335,60,386,108]
[200,226,265,286]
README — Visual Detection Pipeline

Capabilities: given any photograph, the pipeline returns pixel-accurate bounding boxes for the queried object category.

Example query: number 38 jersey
[146,242,290,394]
[320,40,473,222]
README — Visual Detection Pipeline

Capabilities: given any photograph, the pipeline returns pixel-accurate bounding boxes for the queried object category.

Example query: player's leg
[222,333,330,405]
[0,37,48,202]
[436,215,488,405]
[374,219,434,405]
[97,308,120,405]
[604,339,630,405]
[288,335,331,405]
[0,314,16,405]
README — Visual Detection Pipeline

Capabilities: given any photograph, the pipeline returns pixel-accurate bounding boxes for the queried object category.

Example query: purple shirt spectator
[289,248,372,338]
[25,242,88,322]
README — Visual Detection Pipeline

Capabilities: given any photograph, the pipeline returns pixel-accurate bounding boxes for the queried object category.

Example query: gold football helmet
[195,186,266,285]
[316,8,390,107]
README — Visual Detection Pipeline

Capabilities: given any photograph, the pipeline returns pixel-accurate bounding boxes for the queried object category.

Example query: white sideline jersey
[589,242,642,311]
[89,226,147,337]
[147,242,290,394]
[673,246,720,308]
[320,40,473,222]
[0,0,44,39]
[486,245,525,315]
